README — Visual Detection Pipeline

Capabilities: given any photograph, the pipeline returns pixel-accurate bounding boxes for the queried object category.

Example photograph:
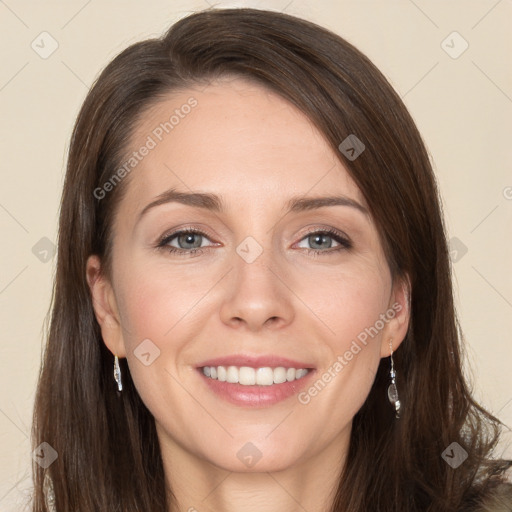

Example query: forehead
[118,77,366,215]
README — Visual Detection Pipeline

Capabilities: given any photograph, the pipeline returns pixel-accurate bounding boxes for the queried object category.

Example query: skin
[87,77,410,512]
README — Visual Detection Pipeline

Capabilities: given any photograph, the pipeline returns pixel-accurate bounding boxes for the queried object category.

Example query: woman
[31,7,512,511]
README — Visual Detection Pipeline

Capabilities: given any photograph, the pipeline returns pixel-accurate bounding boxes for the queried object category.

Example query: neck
[158,426,350,512]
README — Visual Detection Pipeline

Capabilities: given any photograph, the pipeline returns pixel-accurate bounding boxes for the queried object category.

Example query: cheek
[115,260,212,344]
[298,256,391,348]
[331,281,388,349]
[111,260,208,395]
[293,263,390,421]
[112,262,211,428]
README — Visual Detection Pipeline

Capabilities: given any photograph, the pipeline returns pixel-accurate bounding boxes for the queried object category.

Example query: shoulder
[472,481,512,512]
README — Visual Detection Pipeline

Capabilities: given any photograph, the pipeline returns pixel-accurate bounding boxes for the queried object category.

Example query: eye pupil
[179,233,202,249]
[309,234,330,249]
[162,229,346,255]
[309,234,332,250]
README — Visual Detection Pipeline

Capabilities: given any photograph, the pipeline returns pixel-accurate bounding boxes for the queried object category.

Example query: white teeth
[217,365,227,381]
[226,366,239,384]
[296,369,308,379]
[273,367,287,384]
[201,365,310,386]
[239,367,256,385]
[256,367,273,386]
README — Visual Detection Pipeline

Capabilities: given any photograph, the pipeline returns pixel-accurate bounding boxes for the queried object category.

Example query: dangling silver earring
[114,354,123,392]
[387,339,401,418]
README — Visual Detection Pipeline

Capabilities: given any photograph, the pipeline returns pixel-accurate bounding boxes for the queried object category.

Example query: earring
[114,354,123,392]
[387,339,401,418]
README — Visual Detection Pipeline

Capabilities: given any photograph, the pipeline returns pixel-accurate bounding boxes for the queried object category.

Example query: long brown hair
[31,7,511,511]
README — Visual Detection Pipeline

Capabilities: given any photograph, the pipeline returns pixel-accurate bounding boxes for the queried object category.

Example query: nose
[219,245,295,332]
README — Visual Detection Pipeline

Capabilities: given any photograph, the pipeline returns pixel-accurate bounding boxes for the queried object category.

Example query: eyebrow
[137,187,369,221]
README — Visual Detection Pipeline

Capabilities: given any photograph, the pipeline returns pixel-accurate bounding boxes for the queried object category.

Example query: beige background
[1,0,511,509]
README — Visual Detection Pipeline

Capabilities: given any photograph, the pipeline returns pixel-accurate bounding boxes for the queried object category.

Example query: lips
[195,354,316,369]
[195,353,317,407]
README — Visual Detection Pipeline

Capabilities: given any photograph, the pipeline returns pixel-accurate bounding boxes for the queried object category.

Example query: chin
[210,450,303,473]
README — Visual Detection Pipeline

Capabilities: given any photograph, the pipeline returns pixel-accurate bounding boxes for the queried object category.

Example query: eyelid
[294,226,352,250]
[156,225,352,257]
[299,225,351,241]
[156,226,218,247]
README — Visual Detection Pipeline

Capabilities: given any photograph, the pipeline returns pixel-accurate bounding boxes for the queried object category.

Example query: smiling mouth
[200,365,312,386]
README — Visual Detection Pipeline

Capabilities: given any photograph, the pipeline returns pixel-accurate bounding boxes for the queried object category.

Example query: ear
[380,273,411,358]
[86,255,126,358]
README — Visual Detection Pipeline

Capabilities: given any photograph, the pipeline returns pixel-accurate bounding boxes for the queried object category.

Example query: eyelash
[156,227,352,257]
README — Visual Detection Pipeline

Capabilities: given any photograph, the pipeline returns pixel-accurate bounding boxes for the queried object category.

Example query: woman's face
[87,77,410,473]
